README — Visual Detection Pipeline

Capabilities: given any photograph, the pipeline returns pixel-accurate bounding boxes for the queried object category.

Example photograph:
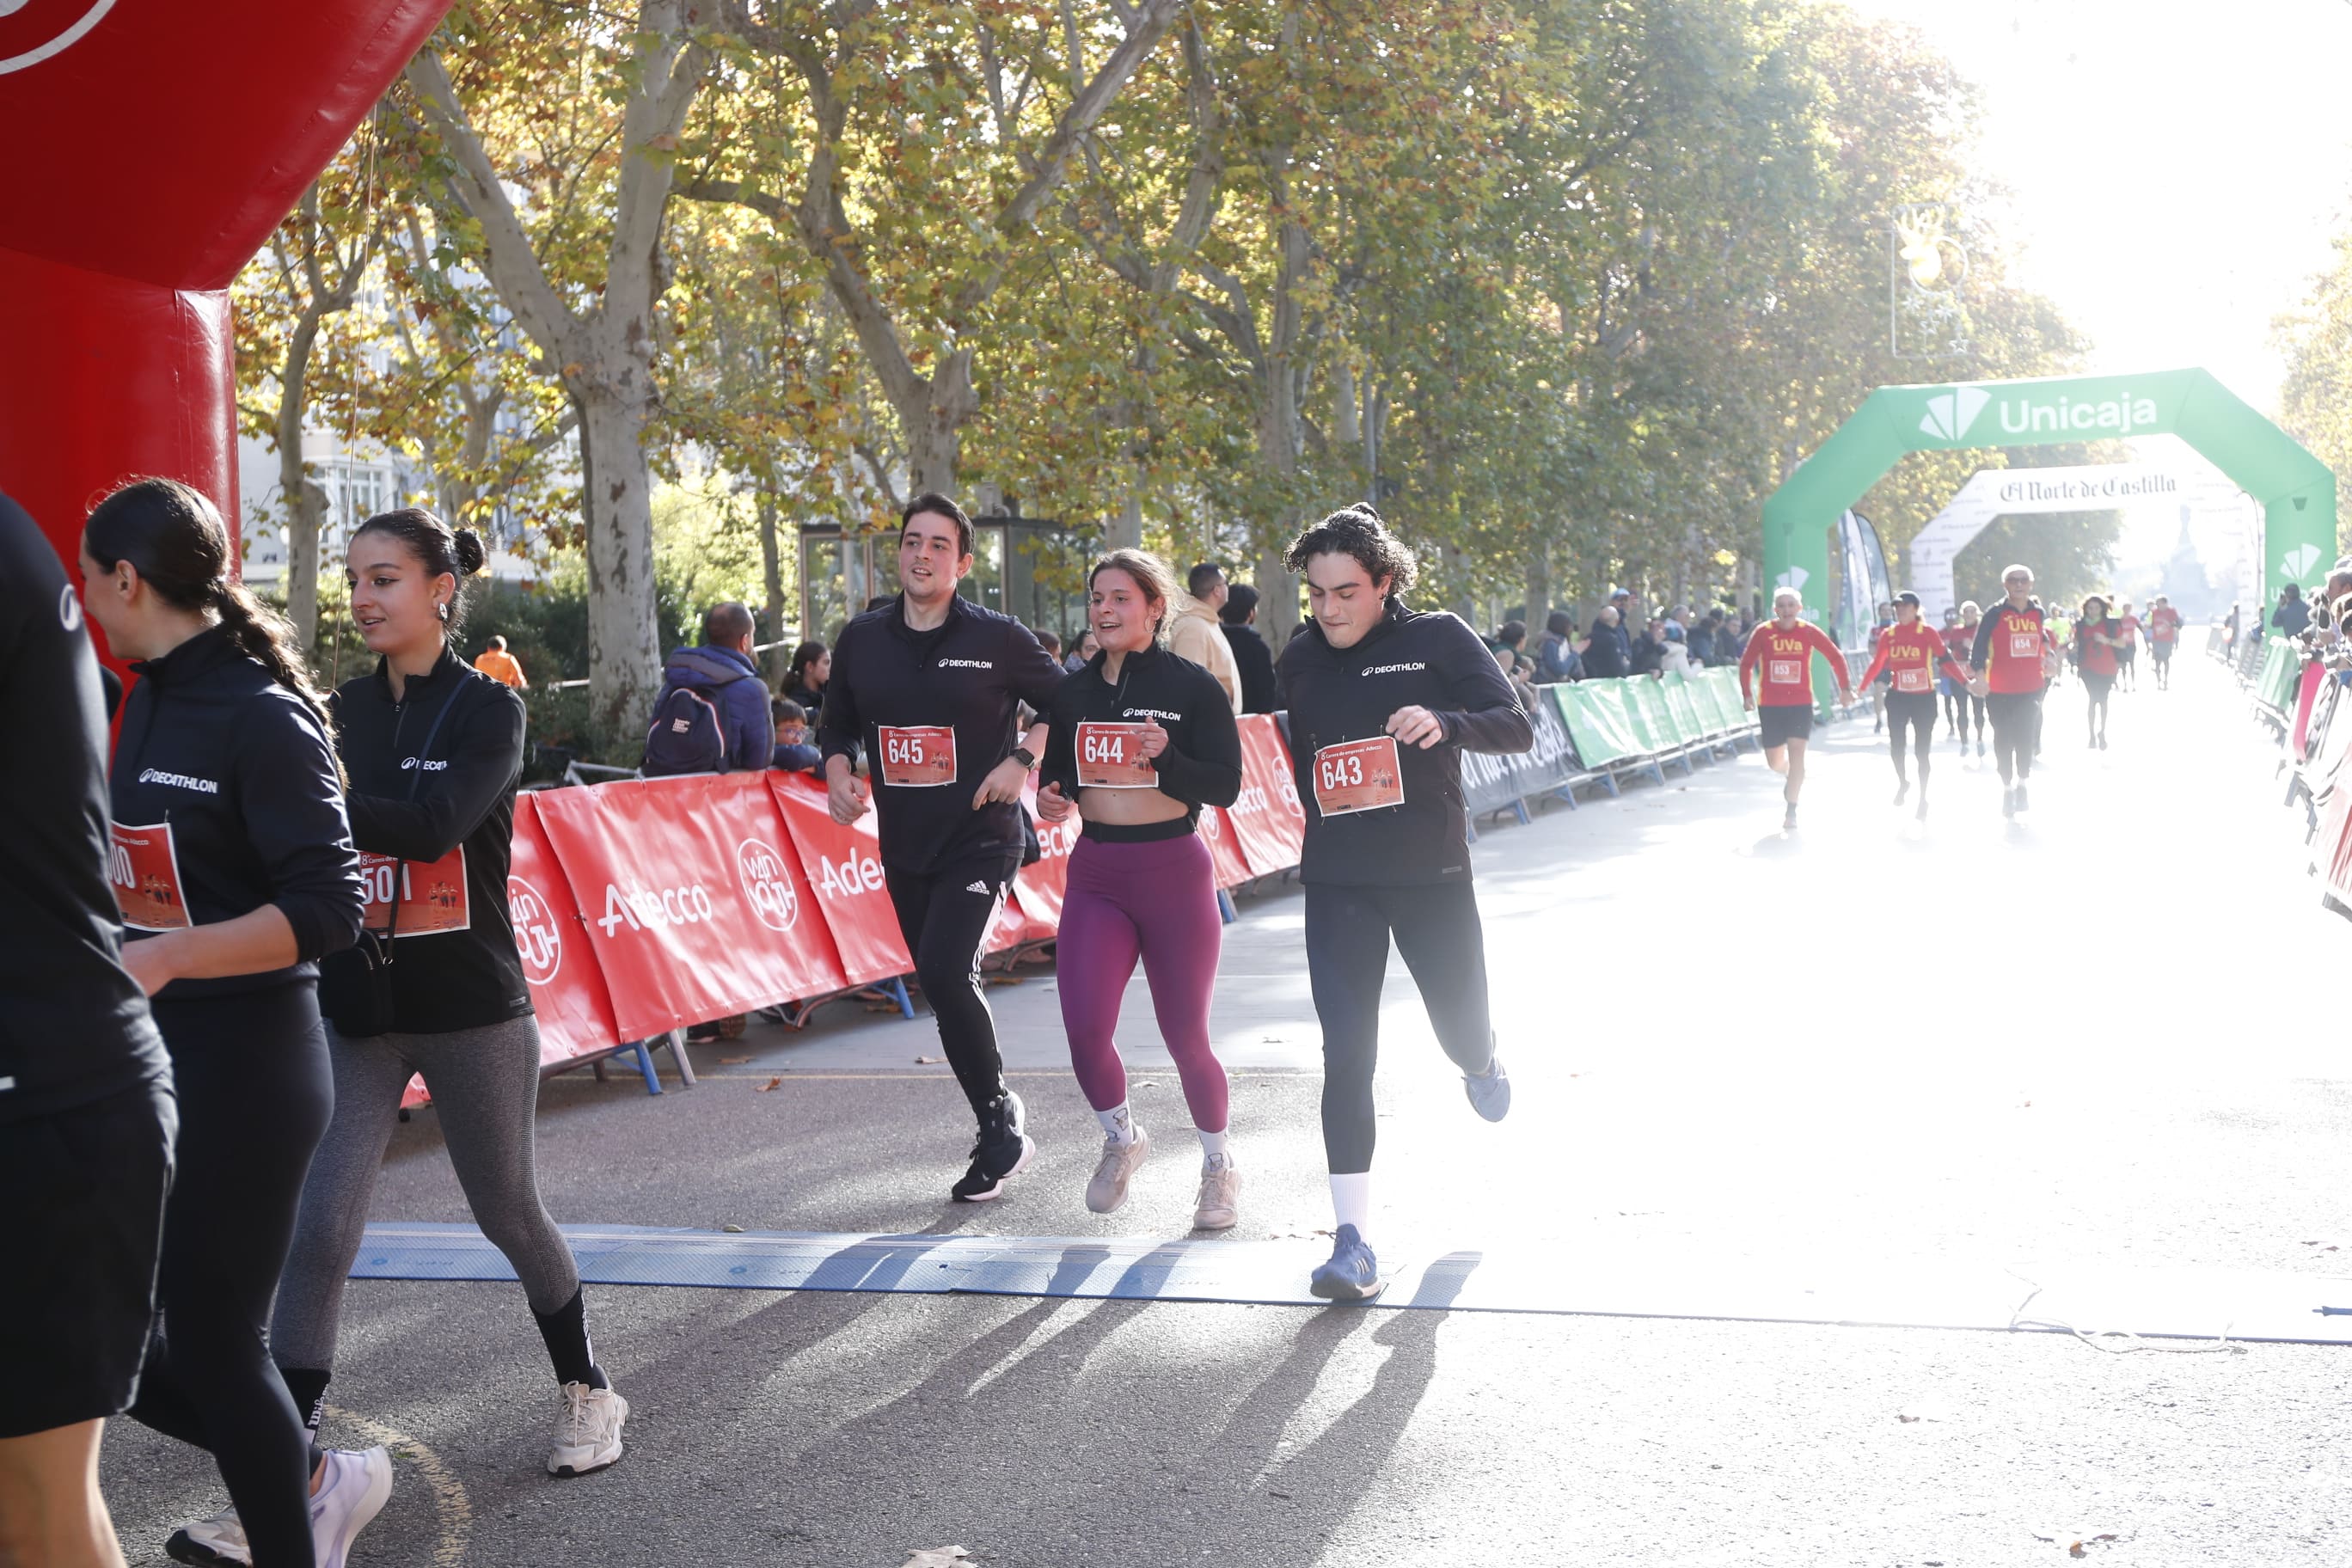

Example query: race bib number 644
[1075,722,1156,788]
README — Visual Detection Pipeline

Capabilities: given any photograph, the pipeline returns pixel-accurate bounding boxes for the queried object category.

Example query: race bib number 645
[878,726,957,787]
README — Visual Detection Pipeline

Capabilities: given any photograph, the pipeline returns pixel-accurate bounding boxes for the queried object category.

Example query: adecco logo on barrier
[596,880,715,936]
[815,842,885,899]
[0,0,117,77]
[508,874,564,985]
[734,836,799,933]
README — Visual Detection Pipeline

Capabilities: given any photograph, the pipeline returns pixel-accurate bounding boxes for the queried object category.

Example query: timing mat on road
[352,1222,2352,1345]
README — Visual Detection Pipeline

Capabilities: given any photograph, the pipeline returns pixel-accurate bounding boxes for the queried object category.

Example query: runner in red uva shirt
[1858,591,1969,820]
[1966,563,2055,818]
[2113,597,2142,693]
[1737,586,1854,832]
[2147,595,2184,690]
[2073,595,2122,750]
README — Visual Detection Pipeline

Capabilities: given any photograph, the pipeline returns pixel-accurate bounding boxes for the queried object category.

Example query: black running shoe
[2001,787,2015,819]
[951,1091,1035,1203]
[2012,781,2030,812]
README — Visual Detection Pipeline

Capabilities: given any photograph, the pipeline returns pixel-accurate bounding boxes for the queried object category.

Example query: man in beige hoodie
[1173,562,1244,713]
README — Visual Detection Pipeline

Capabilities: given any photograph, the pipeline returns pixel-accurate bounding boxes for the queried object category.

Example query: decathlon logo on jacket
[1359,663,1427,677]
[936,658,995,670]
[400,757,450,772]
[137,768,218,794]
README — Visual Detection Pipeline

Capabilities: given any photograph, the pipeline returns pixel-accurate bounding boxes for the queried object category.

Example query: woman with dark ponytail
[77,476,368,1568]
[257,506,628,1533]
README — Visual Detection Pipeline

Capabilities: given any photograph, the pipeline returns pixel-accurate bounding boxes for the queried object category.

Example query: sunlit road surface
[105,654,2352,1565]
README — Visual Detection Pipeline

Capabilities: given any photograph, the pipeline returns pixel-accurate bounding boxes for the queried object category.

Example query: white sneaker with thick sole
[310,1447,393,1568]
[1084,1128,1151,1213]
[548,1381,629,1476]
[1192,1161,1241,1231]
[165,1504,249,1565]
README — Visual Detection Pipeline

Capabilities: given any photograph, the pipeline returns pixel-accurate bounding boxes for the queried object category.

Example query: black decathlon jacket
[108,623,365,1002]
[1040,642,1242,833]
[0,495,171,1124]
[818,593,1067,877]
[321,646,531,1035]
[1277,598,1534,887]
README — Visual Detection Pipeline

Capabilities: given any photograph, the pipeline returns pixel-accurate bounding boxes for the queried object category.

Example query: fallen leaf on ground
[1267,1229,1335,1240]
[721,1223,745,1234]
[902,1549,972,1567]
[2031,1529,2120,1556]
[915,1055,946,1065]
[754,1076,782,1092]
[720,1057,752,1065]
[1897,1404,1950,1423]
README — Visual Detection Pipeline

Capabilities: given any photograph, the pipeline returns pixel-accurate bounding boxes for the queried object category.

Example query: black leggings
[1305,880,1495,1175]
[1887,692,1937,779]
[132,983,333,1568]
[1945,689,1984,738]
[1986,692,2039,784]
[2084,672,2114,734]
[886,852,1020,1118]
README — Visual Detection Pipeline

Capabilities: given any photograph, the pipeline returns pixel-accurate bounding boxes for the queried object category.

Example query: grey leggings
[273,1014,579,1374]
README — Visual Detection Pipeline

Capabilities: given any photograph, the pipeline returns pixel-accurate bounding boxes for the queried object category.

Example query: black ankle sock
[534,1288,607,1389]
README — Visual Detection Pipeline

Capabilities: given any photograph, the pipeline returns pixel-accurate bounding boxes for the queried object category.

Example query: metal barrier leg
[1216,887,1239,924]
[1512,799,1534,826]
[1465,818,1479,843]
[1553,784,1579,811]
[629,1041,664,1095]
[888,977,916,1020]
[665,1027,697,1088]
[1602,770,1621,797]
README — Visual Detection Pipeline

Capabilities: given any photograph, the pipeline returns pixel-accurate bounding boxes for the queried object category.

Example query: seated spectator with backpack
[645,602,774,775]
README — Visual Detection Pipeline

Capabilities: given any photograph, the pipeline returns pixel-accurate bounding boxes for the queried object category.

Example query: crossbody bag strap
[373,672,475,947]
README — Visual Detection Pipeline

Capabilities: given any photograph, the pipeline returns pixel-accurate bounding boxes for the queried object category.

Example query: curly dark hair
[1282,504,1418,597]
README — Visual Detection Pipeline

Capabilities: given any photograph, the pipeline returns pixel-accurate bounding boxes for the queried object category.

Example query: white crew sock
[1328,1173,1373,1240]
[1197,1127,1231,1170]
[1095,1102,1139,1146]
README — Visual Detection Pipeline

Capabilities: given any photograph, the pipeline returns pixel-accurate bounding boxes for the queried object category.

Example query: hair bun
[453,528,487,576]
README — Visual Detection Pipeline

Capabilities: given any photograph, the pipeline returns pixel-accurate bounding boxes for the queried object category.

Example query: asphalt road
[101,653,2352,1567]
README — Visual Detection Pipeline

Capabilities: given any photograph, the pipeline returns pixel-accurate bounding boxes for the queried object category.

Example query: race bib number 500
[1312,736,1406,818]
[108,820,191,932]
[878,726,957,787]
[1075,722,1156,789]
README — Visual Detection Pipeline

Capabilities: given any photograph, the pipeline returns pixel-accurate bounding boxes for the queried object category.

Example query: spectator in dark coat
[1217,584,1283,713]
[2274,585,2312,636]
[650,601,774,774]
[1629,617,1668,677]
[1687,612,1718,667]
[1583,605,1628,677]
[1535,610,1583,683]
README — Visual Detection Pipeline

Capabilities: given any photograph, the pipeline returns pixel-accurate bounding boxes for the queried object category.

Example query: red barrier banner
[1006,782,1079,943]
[1228,714,1307,878]
[507,794,624,1067]
[2294,663,2328,762]
[765,773,913,988]
[533,775,848,1038]
[1196,805,1253,890]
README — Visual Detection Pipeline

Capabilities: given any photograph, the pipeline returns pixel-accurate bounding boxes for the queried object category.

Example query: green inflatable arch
[1762,369,2337,628]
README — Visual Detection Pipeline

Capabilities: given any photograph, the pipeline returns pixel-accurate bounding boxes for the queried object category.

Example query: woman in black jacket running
[162,510,627,1567]
[1276,505,1533,1302]
[79,478,368,1568]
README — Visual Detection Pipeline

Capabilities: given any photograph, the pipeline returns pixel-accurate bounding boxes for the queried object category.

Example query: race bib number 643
[1312,736,1406,818]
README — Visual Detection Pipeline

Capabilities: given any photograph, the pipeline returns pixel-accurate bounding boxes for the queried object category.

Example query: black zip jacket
[109,623,364,1001]
[1040,642,1242,831]
[0,494,170,1124]
[321,646,531,1034]
[1221,622,1282,714]
[1277,598,1534,886]
[818,593,1066,876]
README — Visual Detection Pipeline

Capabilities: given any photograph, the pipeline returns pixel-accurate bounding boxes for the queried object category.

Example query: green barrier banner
[1706,671,1750,730]
[1553,683,1637,767]
[1635,678,1687,748]
[1662,677,1709,744]
[1620,679,1669,752]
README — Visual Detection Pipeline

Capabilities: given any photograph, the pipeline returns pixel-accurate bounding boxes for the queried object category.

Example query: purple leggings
[1055,830,1228,1134]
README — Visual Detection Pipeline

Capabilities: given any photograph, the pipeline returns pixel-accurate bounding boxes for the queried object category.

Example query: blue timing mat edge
[348,1222,2352,1345]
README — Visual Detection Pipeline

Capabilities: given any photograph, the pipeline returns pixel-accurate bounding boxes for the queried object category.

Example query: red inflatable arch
[0,0,452,666]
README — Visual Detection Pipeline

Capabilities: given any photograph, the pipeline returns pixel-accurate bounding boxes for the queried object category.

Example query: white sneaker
[548,1381,629,1476]
[165,1504,249,1565]
[1192,1161,1241,1231]
[1084,1127,1151,1213]
[310,1447,393,1568]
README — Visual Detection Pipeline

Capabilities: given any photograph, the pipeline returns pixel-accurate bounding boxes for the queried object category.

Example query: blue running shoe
[1309,1223,1384,1302]
[1463,1056,1510,1122]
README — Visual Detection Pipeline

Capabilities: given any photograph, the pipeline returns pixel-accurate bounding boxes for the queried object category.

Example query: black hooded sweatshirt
[109,623,364,1001]
[1277,598,1533,886]
[320,646,532,1034]
[1040,641,1242,833]
[818,593,1066,877]
[0,495,170,1124]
